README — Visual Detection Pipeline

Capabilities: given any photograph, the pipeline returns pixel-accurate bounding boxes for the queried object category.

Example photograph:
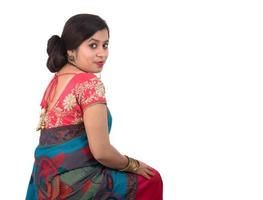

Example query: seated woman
[26,13,163,200]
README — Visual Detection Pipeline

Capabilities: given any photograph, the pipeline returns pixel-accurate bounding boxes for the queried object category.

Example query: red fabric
[136,168,163,200]
[40,73,107,129]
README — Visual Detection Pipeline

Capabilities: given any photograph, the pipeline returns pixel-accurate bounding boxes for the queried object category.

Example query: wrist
[119,155,129,170]
[119,155,140,173]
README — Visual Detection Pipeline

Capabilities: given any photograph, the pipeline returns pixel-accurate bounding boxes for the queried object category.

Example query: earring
[68,55,75,62]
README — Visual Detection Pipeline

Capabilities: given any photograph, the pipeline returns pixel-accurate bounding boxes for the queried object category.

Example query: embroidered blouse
[38,73,107,129]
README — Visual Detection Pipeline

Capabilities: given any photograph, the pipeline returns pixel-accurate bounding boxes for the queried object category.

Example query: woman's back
[39,72,107,129]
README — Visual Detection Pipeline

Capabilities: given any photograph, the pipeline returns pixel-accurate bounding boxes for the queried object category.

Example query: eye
[103,43,109,49]
[89,43,97,49]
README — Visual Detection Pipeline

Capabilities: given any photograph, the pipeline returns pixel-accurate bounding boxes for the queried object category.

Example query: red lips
[95,61,104,67]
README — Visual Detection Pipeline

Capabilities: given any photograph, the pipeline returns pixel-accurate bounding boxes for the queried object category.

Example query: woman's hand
[135,161,155,179]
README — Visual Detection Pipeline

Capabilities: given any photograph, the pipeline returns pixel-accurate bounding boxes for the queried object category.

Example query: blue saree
[26,108,138,200]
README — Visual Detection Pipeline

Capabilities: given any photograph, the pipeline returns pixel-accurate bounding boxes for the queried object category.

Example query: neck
[68,61,90,73]
[67,62,101,79]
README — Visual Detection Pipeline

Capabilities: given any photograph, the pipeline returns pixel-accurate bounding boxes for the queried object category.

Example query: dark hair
[46,14,110,72]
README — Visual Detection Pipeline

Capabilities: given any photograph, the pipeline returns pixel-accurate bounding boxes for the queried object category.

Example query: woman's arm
[83,103,154,179]
[83,103,128,170]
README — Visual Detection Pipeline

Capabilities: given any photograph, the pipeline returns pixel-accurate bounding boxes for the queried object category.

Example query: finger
[142,166,153,174]
[145,169,154,176]
[143,172,151,180]
[147,166,154,171]
[138,169,151,179]
[147,167,154,173]
[142,168,153,178]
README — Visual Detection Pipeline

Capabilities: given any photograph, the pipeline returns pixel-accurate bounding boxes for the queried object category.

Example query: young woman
[26,13,163,200]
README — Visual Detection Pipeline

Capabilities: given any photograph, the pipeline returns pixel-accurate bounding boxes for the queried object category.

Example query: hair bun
[47,35,65,55]
[46,35,67,72]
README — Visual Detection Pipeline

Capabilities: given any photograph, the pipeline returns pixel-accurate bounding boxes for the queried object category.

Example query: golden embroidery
[75,77,106,108]
[95,81,106,97]
[72,115,83,125]
[63,93,76,111]
[36,108,47,131]
[37,76,106,129]
[53,107,64,127]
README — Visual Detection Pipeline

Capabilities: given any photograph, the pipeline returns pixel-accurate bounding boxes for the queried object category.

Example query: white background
[0,0,262,199]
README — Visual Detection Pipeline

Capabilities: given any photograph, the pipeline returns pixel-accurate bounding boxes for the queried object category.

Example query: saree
[26,73,163,199]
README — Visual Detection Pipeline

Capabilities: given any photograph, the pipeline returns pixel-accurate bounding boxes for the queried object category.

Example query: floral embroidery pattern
[63,93,77,111]
[75,77,106,110]
[42,75,106,129]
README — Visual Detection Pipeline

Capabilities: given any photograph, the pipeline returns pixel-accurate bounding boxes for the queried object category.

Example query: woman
[26,13,163,200]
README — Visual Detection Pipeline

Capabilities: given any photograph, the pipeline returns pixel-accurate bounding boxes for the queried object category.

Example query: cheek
[80,49,95,62]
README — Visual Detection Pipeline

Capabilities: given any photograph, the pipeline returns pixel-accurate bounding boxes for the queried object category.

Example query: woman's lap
[56,167,163,199]
[136,168,163,200]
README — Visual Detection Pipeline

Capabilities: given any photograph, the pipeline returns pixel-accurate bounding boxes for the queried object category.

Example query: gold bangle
[120,155,140,173]
[120,155,130,171]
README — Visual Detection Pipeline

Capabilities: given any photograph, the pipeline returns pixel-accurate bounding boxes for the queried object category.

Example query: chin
[93,69,102,74]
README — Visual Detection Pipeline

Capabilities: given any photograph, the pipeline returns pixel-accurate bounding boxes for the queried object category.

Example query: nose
[96,47,108,58]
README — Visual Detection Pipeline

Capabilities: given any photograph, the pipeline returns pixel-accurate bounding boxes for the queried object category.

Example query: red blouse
[38,72,107,129]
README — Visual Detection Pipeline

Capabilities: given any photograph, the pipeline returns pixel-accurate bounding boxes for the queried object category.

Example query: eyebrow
[88,38,109,43]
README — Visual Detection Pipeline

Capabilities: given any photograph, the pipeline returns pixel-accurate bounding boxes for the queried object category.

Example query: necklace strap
[40,72,78,109]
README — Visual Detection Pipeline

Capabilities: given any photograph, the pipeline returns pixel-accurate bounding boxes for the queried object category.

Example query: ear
[67,50,75,57]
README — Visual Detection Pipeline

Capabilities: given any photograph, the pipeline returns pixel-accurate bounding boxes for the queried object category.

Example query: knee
[151,169,163,185]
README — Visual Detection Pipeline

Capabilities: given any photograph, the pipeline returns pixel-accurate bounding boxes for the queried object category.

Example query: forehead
[87,29,109,42]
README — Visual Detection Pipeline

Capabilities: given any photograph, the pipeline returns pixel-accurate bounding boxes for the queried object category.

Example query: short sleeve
[74,74,107,112]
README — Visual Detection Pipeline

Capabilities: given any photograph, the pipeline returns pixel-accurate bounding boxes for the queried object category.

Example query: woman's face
[69,28,109,73]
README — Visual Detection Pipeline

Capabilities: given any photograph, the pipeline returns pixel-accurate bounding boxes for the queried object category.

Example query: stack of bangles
[119,155,140,173]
